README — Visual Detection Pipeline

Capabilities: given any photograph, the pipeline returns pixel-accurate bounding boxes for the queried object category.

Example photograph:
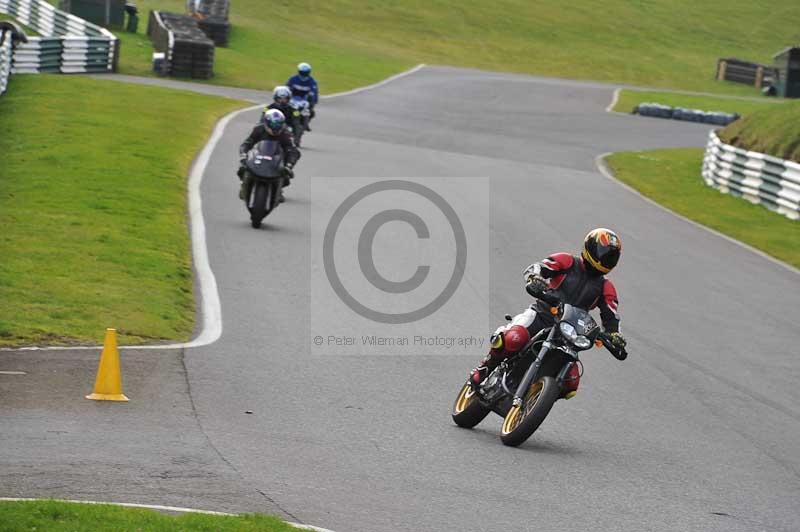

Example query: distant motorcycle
[452,285,627,447]
[240,140,287,228]
[289,95,312,146]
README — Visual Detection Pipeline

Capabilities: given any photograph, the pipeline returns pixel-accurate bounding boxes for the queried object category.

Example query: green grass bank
[0,75,244,347]
[114,0,800,94]
[719,100,800,163]
[0,500,299,532]
[606,149,800,269]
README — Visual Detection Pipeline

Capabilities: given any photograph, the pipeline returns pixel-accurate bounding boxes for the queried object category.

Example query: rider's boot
[469,349,504,390]
[470,324,531,390]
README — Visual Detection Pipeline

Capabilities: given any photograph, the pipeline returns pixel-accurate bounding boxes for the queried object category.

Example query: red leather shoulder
[541,252,574,271]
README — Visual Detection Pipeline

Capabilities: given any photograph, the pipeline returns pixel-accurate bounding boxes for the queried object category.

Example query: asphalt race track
[2,66,799,532]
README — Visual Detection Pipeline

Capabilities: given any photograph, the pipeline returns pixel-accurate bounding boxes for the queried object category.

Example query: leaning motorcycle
[289,95,311,147]
[451,284,627,447]
[241,140,287,228]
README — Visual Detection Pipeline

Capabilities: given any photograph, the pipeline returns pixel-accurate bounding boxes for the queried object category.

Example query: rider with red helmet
[471,228,628,391]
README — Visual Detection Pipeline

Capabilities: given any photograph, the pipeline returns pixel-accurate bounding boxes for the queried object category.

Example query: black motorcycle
[241,140,287,228]
[452,286,627,447]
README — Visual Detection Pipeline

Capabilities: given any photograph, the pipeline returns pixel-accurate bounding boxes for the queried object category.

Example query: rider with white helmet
[266,85,301,134]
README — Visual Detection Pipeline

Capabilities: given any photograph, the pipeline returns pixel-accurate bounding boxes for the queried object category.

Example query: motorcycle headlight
[559,322,577,341]
[559,322,591,349]
[573,336,591,349]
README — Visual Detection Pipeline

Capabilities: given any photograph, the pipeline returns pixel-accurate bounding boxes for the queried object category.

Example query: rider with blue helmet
[287,62,318,129]
[237,109,301,200]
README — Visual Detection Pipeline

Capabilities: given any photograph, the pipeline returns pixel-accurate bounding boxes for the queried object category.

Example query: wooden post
[717,60,728,81]
[755,65,764,89]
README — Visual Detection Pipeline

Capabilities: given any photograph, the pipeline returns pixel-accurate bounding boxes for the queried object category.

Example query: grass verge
[719,100,800,163]
[0,75,245,347]
[0,500,300,531]
[112,0,800,94]
[605,149,800,269]
[611,89,784,116]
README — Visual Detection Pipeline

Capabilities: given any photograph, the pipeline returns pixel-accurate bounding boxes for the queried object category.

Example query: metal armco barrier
[0,0,118,74]
[702,131,800,220]
[0,29,12,94]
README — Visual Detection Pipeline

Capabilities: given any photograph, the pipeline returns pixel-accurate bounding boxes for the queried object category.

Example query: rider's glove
[609,332,627,350]
[522,263,541,278]
[237,165,246,179]
[526,275,548,297]
[283,165,295,179]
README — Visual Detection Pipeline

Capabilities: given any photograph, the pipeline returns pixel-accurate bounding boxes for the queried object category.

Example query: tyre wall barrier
[148,10,213,79]
[0,0,118,74]
[702,130,800,220]
[0,21,27,94]
[187,0,230,47]
[0,29,12,94]
[634,102,739,126]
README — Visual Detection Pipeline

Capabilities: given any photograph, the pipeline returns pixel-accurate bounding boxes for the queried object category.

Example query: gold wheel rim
[454,383,475,414]
[501,380,544,435]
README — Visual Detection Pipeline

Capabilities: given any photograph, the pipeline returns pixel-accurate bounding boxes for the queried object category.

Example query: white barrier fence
[0,29,11,94]
[702,131,800,220]
[0,0,118,74]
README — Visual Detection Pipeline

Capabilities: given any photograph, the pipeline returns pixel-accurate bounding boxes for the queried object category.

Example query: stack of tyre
[633,103,739,126]
[188,0,230,47]
[147,10,214,79]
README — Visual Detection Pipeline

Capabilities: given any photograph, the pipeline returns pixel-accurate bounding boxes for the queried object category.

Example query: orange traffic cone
[86,328,129,401]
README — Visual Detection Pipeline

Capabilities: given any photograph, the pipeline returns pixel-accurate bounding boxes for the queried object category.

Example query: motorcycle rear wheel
[500,376,559,447]
[451,382,490,428]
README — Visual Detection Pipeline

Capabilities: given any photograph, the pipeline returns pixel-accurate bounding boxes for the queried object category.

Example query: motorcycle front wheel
[250,182,269,228]
[500,376,559,447]
[451,382,490,428]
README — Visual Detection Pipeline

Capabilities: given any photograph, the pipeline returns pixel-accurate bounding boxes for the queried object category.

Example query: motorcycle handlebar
[525,280,628,360]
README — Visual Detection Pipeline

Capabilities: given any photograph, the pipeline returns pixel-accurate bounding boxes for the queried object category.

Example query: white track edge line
[1,64,428,353]
[595,153,800,276]
[321,63,426,99]
[0,103,261,353]
[605,87,620,113]
[0,498,335,532]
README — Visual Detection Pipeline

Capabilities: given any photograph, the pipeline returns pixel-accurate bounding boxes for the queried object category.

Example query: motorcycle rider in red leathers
[470,228,628,394]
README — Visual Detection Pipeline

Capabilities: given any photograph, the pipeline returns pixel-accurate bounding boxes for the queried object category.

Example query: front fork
[512,327,557,407]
